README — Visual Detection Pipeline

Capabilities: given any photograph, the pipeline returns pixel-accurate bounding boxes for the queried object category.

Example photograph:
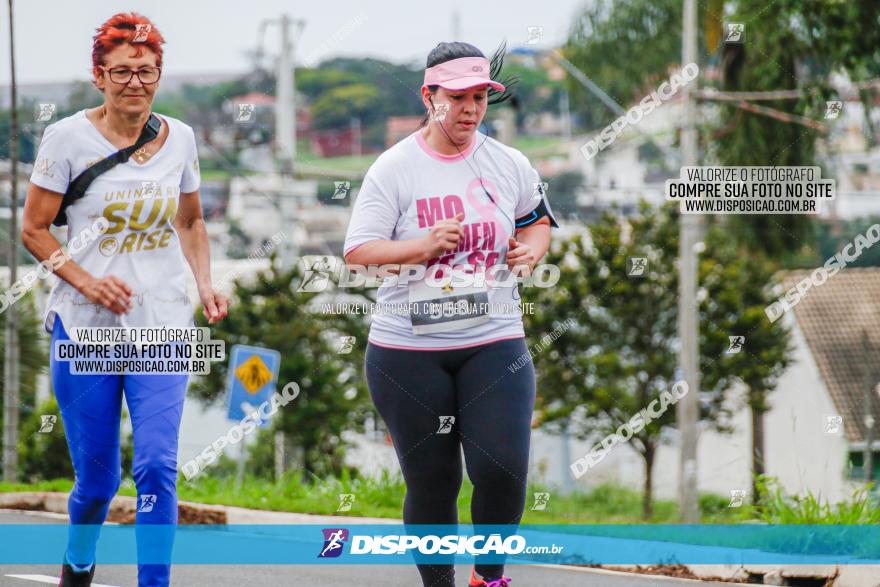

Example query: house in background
[385,116,423,148]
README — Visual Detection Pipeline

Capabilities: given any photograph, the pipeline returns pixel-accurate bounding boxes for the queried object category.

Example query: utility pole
[274,13,302,173]
[274,430,285,482]
[3,0,21,482]
[560,419,575,494]
[676,0,700,523]
[559,90,572,142]
[261,13,304,271]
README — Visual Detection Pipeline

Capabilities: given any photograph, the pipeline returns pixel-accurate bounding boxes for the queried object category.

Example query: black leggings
[365,338,536,587]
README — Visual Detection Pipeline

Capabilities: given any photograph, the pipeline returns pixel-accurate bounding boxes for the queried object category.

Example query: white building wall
[527,310,852,504]
[760,311,852,503]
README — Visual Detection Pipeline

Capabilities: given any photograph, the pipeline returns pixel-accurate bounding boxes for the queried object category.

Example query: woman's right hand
[80,275,134,314]
[422,212,465,259]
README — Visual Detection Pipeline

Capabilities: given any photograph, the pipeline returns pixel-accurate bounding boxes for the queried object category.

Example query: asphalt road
[0,511,734,587]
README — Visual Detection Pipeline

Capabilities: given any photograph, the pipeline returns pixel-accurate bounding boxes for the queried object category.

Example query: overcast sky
[0,0,586,84]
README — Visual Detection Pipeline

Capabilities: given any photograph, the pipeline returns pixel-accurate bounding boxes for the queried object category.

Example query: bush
[19,397,134,484]
[754,475,880,524]
[18,398,73,483]
[699,492,734,517]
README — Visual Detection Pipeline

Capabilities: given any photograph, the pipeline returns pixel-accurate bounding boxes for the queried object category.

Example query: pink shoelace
[484,578,511,587]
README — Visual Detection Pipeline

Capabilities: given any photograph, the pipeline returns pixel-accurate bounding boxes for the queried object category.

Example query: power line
[696,78,880,101]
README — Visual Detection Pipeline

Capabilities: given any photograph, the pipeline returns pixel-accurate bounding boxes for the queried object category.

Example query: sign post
[226,345,281,491]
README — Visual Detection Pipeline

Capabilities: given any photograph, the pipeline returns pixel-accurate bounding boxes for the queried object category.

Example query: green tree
[0,107,36,161]
[19,397,135,483]
[18,398,71,482]
[714,0,816,256]
[296,68,370,101]
[495,61,564,129]
[527,203,682,519]
[564,0,686,131]
[565,0,880,255]
[189,256,372,478]
[309,83,382,130]
[698,225,794,501]
[527,203,792,517]
[0,291,47,426]
[312,57,423,119]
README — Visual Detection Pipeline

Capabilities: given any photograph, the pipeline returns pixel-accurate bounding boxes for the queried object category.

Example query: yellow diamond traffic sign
[235,354,272,394]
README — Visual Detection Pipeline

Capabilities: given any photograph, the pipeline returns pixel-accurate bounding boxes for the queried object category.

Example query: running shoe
[469,567,512,587]
[58,561,95,587]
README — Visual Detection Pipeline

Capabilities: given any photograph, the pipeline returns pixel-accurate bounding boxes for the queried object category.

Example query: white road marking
[5,574,121,587]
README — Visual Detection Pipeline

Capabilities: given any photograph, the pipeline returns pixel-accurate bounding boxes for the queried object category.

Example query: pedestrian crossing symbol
[235,354,273,394]
[226,345,280,423]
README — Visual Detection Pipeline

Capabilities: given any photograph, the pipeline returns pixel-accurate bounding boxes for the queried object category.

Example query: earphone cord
[429,100,523,301]
[430,99,517,235]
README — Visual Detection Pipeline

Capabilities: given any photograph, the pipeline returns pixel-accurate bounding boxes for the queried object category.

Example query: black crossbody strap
[52,113,162,227]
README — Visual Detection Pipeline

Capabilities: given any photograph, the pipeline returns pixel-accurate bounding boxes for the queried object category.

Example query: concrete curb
[0,491,400,525]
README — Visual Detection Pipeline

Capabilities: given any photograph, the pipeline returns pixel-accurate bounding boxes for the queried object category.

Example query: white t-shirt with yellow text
[29,109,200,336]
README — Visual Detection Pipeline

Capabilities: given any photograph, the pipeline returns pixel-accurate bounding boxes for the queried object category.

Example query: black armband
[515,197,559,229]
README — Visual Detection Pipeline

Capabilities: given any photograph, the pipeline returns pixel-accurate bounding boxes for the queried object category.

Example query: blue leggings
[50,318,188,587]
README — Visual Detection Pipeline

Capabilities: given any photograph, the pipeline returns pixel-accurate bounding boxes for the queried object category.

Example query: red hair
[92,12,165,68]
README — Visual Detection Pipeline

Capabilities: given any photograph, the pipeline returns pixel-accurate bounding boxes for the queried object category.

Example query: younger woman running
[344,41,558,587]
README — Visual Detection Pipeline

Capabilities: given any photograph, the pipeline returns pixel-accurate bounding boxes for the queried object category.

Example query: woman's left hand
[507,237,536,276]
[199,286,229,324]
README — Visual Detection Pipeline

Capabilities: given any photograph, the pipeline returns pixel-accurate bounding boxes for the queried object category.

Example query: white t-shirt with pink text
[344,130,551,350]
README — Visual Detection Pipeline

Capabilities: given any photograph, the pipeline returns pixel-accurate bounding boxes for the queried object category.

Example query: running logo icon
[436,416,455,434]
[319,528,349,558]
[332,181,350,200]
[336,494,355,512]
[825,101,842,120]
[525,26,543,45]
[430,103,450,122]
[38,415,57,433]
[627,257,648,277]
[725,23,745,43]
[133,24,152,42]
[727,336,745,354]
[141,181,160,199]
[728,489,746,508]
[530,492,550,511]
[138,494,157,513]
[298,256,335,292]
[532,182,548,200]
[337,336,355,354]
[35,103,56,123]
[34,156,56,179]
[235,103,255,123]
[824,415,843,435]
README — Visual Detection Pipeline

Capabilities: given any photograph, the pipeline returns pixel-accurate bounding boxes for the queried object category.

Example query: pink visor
[423,56,505,92]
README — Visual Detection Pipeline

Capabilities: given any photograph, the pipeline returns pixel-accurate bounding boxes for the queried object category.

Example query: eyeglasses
[101,66,161,85]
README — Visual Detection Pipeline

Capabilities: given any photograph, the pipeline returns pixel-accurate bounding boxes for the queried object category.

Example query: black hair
[420,41,519,127]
